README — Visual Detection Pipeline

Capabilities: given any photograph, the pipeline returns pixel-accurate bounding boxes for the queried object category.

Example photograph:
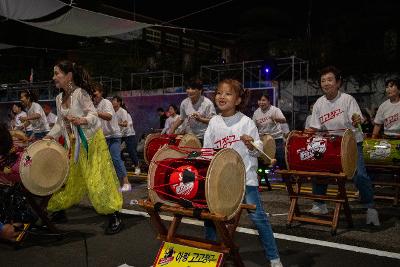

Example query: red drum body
[148,146,245,219]
[285,130,357,178]
[144,133,201,164]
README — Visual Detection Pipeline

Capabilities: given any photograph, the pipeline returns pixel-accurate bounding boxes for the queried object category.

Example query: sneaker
[105,212,123,235]
[308,203,328,215]
[50,210,68,224]
[134,167,141,175]
[366,208,380,226]
[270,258,283,267]
[120,183,132,192]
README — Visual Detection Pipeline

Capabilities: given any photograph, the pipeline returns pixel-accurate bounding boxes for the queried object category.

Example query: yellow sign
[154,242,223,266]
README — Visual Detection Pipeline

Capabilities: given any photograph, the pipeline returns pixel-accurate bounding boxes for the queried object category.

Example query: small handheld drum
[19,140,69,196]
[144,133,202,164]
[363,138,400,166]
[148,146,246,220]
[260,134,276,164]
[10,130,29,148]
[285,130,357,178]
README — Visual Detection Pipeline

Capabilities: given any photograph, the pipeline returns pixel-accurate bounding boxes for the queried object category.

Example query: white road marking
[120,208,400,260]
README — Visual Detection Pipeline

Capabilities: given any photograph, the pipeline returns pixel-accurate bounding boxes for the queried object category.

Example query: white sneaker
[270,258,283,267]
[120,183,132,192]
[366,208,380,226]
[134,167,141,175]
[308,203,328,215]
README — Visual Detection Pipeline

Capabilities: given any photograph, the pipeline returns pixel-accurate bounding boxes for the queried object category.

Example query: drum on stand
[363,138,400,166]
[285,130,357,178]
[19,140,69,196]
[148,146,246,220]
[260,134,276,165]
[143,133,202,164]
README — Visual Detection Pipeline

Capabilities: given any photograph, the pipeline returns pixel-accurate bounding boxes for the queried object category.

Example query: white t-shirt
[46,112,57,126]
[204,112,263,186]
[304,115,312,129]
[27,102,50,133]
[252,106,286,139]
[374,99,400,136]
[310,92,364,143]
[161,114,181,134]
[96,98,121,138]
[115,107,135,137]
[180,96,216,139]
[14,111,33,131]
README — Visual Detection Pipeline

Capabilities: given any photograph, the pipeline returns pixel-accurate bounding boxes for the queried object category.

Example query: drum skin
[260,134,276,164]
[285,130,357,178]
[148,146,246,220]
[363,138,400,166]
[144,133,201,164]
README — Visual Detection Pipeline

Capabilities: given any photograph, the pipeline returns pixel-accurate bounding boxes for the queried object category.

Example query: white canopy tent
[0,0,152,37]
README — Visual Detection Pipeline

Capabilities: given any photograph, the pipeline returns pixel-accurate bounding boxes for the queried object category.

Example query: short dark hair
[186,78,204,91]
[319,65,342,81]
[259,93,270,102]
[20,90,38,103]
[385,79,400,88]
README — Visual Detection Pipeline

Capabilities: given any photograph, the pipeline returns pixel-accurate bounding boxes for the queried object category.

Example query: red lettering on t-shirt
[319,109,344,124]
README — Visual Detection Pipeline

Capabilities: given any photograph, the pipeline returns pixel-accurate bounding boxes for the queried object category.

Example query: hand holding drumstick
[240,135,277,166]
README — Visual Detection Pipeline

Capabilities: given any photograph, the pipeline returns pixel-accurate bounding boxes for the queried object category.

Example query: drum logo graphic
[297,136,327,160]
[158,246,175,265]
[170,165,198,199]
[369,140,391,159]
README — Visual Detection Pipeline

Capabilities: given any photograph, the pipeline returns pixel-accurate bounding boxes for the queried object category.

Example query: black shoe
[50,210,68,224]
[105,212,123,235]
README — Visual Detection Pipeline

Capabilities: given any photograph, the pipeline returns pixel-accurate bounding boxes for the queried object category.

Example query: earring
[68,81,73,90]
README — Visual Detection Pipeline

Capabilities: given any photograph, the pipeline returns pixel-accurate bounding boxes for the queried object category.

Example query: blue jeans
[275,138,286,169]
[205,186,280,261]
[122,135,139,166]
[106,137,127,183]
[33,131,49,139]
[313,142,374,207]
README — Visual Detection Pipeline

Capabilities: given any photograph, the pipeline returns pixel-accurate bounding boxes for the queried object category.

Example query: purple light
[264,67,270,73]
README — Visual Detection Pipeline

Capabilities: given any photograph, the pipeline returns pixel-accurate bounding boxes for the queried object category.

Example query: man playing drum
[306,66,380,226]
[372,79,400,138]
[168,80,216,143]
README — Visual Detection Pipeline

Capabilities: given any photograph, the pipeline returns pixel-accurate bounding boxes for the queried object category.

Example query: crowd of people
[1,62,399,267]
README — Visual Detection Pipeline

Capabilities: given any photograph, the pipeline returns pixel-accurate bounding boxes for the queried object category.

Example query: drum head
[179,134,202,149]
[143,133,161,164]
[148,145,187,207]
[261,134,276,164]
[206,148,246,220]
[341,129,357,178]
[19,140,69,196]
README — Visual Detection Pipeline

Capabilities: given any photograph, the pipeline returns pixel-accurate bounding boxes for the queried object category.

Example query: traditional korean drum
[144,133,202,164]
[363,138,400,166]
[148,146,246,219]
[260,134,276,164]
[19,140,69,196]
[285,130,357,178]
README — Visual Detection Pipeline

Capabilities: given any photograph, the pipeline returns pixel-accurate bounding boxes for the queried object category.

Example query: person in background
[252,93,287,169]
[203,79,283,267]
[361,109,374,136]
[372,79,400,138]
[112,95,141,176]
[304,102,314,129]
[168,80,216,143]
[19,90,49,139]
[46,60,123,234]
[157,107,168,130]
[10,103,33,136]
[43,104,58,128]
[161,104,181,134]
[92,84,131,192]
[306,65,379,226]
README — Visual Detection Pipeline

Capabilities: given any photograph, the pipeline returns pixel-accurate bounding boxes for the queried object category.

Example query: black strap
[177,198,193,208]
[192,208,203,219]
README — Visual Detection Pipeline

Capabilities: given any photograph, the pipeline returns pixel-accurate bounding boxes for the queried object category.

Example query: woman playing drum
[306,66,379,226]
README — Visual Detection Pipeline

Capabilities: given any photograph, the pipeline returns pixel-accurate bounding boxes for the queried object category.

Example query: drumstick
[249,141,277,166]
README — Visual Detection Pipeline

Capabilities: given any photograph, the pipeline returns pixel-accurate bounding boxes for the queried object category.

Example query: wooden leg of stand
[24,193,58,233]
[148,210,168,237]
[167,215,182,242]
[338,180,353,228]
[214,221,244,267]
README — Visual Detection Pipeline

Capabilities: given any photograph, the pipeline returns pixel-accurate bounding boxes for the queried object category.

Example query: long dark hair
[55,60,93,96]
[112,95,128,110]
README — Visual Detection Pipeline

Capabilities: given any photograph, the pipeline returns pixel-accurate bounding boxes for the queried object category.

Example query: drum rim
[285,130,302,170]
[143,133,162,165]
[341,129,357,178]
[19,139,69,196]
